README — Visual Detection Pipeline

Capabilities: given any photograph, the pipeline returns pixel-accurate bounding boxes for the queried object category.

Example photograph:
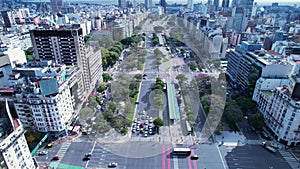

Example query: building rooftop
[261,90,273,97]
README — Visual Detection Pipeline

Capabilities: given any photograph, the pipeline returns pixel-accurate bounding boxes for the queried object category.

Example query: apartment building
[30,25,85,66]
[11,61,76,138]
[226,41,284,90]
[30,25,103,101]
[0,100,37,169]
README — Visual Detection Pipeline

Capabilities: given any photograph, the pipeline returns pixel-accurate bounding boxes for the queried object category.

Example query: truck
[262,142,277,153]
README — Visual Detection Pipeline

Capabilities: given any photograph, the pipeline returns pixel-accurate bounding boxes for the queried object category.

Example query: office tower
[50,0,63,13]
[0,100,37,169]
[221,0,229,8]
[1,11,16,28]
[145,0,152,12]
[160,0,167,13]
[119,0,126,8]
[187,0,193,10]
[30,25,84,66]
[227,7,248,32]
[231,0,254,18]
[226,41,263,90]
[30,25,103,98]
[213,0,219,11]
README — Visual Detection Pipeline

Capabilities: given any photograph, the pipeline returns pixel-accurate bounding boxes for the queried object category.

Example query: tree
[79,107,94,120]
[248,114,265,130]
[88,96,99,108]
[109,46,121,55]
[102,73,113,82]
[153,117,164,134]
[176,74,188,84]
[152,77,165,90]
[223,102,243,131]
[84,35,91,43]
[97,82,106,93]
[121,36,135,46]
[188,62,198,71]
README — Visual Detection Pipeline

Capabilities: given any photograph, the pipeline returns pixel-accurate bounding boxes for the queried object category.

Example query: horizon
[20,0,300,6]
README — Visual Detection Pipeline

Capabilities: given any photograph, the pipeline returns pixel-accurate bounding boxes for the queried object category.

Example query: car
[45,144,52,148]
[85,153,92,157]
[52,156,59,161]
[108,162,118,168]
[82,156,90,161]
[191,154,199,160]
[143,77,147,80]
[37,150,48,156]
[144,133,148,137]
[143,74,147,77]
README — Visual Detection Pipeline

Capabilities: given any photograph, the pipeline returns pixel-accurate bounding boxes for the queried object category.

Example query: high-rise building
[231,0,254,18]
[30,25,84,66]
[0,100,37,169]
[145,0,152,12]
[1,11,16,28]
[118,0,126,8]
[226,41,264,90]
[50,0,63,13]
[221,0,229,8]
[227,7,248,32]
[187,0,193,11]
[160,0,167,13]
[213,0,219,11]
[30,25,103,100]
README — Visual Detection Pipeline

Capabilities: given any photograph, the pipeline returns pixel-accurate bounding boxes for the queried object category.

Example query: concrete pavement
[215,131,247,147]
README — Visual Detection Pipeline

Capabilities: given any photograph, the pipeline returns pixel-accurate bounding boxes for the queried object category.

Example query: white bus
[172,148,191,155]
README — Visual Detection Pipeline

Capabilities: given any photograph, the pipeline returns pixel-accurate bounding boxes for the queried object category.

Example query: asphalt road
[223,144,292,169]
[238,119,260,140]
[136,32,159,116]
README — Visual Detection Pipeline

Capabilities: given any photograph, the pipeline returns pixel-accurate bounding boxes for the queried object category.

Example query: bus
[172,148,191,155]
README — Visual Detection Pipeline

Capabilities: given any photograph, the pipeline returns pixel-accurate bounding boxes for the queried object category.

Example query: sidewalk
[215,131,246,147]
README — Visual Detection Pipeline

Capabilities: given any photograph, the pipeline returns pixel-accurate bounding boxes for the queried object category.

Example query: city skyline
[19,0,300,6]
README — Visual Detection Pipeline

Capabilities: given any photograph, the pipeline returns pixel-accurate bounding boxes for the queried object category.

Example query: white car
[108,162,118,168]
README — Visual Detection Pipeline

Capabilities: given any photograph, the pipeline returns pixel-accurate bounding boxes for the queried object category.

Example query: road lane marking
[162,145,166,169]
[216,145,227,169]
[186,146,192,169]
[167,146,171,169]
[191,148,197,169]
[85,141,97,168]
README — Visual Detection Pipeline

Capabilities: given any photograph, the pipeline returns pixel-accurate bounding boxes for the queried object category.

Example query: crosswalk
[247,140,262,145]
[49,142,72,169]
[56,142,72,158]
[279,150,300,169]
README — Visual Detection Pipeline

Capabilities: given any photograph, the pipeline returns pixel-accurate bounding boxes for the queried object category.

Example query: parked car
[108,162,118,168]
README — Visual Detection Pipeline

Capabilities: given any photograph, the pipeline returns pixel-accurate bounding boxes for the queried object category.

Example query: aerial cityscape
[0,0,299,169]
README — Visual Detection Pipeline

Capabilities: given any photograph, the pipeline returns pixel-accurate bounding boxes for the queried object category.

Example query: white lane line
[85,141,97,168]
[216,145,227,169]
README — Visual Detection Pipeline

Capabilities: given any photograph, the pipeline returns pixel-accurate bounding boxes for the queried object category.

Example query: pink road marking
[191,148,198,169]
[162,145,166,169]
[167,146,171,169]
[187,147,192,169]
